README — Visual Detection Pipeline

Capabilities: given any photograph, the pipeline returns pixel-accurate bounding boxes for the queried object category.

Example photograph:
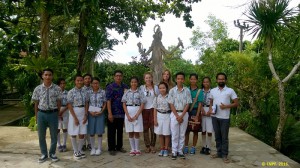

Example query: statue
[137,25,184,85]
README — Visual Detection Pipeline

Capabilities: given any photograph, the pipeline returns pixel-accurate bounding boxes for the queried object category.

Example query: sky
[106,0,298,64]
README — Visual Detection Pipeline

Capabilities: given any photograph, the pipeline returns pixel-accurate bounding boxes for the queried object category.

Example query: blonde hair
[162,69,174,88]
[143,72,157,96]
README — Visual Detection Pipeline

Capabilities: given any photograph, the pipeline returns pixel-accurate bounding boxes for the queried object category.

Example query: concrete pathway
[0,126,299,168]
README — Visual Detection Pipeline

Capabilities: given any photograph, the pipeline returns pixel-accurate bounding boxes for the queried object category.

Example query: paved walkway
[0,126,299,168]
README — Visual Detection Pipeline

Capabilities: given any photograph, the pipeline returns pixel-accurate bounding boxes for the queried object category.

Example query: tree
[246,0,300,150]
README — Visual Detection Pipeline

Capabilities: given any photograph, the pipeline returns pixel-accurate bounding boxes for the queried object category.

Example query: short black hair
[83,73,92,78]
[201,76,211,89]
[189,73,198,80]
[92,77,100,83]
[158,81,169,93]
[216,72,227,80]
[57,78,65,85]
[175,72,185,78]
[130,76,139,84]
[114,70,123,76]
[74,74,83,81]
[42,68,53,75]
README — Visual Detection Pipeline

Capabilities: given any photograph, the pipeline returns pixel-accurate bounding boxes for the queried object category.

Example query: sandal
[151,146,156,153]
[210,153,222,159]
[223,157,230,163]
[145,147,151,153]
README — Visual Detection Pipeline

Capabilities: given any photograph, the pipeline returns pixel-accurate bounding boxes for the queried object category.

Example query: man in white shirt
[209,73,238,163]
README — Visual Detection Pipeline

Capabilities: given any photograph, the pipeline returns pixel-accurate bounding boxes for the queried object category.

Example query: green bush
[28,116,37,131]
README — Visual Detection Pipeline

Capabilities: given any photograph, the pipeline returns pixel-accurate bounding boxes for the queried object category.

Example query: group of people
[32,68,238,164]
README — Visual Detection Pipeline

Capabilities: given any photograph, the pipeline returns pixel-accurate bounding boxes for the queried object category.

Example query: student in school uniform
[153,82,171,157]
[67,75,89,160]
[86,77,107,156]
[168,72,192,160]
[162,69,175,89]
[82,73,93,151]
[57,78,69,152]
[184,73,203,155]
[32,68,61,163]
[122,77,145,156]
[210,73,238,163]
[200,77,214,155]
[140,72,159,153]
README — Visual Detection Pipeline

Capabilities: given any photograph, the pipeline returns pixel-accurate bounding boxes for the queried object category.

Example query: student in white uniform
[67,75,89,160]
[57,78,69,152]
[168,72,192,160]
[122,77,145,156]
[200,77,213,155]
[153,82,171,157]
[82,74,92,151]
[140,72,159,153]
[87,77,107,156]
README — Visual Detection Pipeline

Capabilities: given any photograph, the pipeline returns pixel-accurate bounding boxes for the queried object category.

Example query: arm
[123,102,132,122]
[83,102,88,124]
[67,103,79,126]
[34,101,39,124]
[99,102,107,115]
[220,98,239,109]
[208,98,213,115]
[134,103,144,120]
[179,103,190,123]
[153,108,158,126]
[107,100,114,122]
[170,103,179,119]
[195,102,201,122]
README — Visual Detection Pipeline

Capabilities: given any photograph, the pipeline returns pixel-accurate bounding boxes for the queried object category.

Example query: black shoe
[38,155,48,163]
[87,144,92,151]
[117,148,127,153]
[178,153,185,159]
[82,145,87,151]
[205,148,211,155]
[109,150,116,156]
[171,153,177,160]
[200,147,206,154]
[49,154,59,162]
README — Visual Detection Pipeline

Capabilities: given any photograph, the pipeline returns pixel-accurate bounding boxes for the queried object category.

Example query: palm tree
[246,0,300,150]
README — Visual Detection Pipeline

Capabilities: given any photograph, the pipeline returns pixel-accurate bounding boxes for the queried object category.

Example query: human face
[189,76,197,86]
[144,74,153,85]
[176,75,185,86]
[59,80,66,90]
[91,80,100,91]
[158,84,167,95]
[130,78,138,90]
[42,71,53,83]
[114,72,123,84]
[84,76,92,86]
[162,71,170,82]
[202,78,210,89]
[75,77,83,89]
[217,75,226,88]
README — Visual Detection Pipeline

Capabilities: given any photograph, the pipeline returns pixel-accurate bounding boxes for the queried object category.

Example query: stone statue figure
[137,24,184,85]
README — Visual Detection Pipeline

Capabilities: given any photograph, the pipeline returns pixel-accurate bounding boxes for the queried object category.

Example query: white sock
[78,138,85,152]
[90,136,95,150]
[207,135,212,149]
[202,134,207,148]
[63,132,68,146]
[97,137,102,151]
[71,137,78,153]
[57,132,61,146]
[129,138,135,151]
[134,138,140,151]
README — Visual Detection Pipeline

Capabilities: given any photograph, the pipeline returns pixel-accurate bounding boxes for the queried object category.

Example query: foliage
[27,116,37,131]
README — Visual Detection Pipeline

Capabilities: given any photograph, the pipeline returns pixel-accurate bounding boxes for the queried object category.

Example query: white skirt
[58,107,69,129]
[202,107,214,133]
[124,106,143,133]
[154,112,171,136]
[68,107,88,135]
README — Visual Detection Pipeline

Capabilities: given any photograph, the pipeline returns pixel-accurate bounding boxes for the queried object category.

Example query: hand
[194,116,198,123]
[154,120,158,127]
[220,103,227,110]
[83,115,88,124]
[108,113,114,123]
[95,112,102,116]
[127,116,133,122]
[74,117,79,126]
[59,116,63,121]
[59,110,64,116]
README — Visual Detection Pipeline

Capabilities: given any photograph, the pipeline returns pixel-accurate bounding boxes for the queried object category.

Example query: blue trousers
[212,117,230,158]
[37,111,58,156]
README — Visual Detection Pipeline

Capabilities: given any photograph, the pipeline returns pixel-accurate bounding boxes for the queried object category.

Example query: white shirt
[210,86,238,119]
[140,85,159,109]
[168,86,192,111]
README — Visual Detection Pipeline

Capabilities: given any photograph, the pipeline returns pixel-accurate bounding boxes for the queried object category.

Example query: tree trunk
[76,9,88,75]
[40,1,50,59]
[274,82,288,150]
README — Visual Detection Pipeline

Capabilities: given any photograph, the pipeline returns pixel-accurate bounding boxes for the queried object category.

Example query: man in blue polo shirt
[32,68,61,163]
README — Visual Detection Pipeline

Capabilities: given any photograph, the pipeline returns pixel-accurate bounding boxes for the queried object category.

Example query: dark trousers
[212,117,230,158]
[107,117,124,151]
